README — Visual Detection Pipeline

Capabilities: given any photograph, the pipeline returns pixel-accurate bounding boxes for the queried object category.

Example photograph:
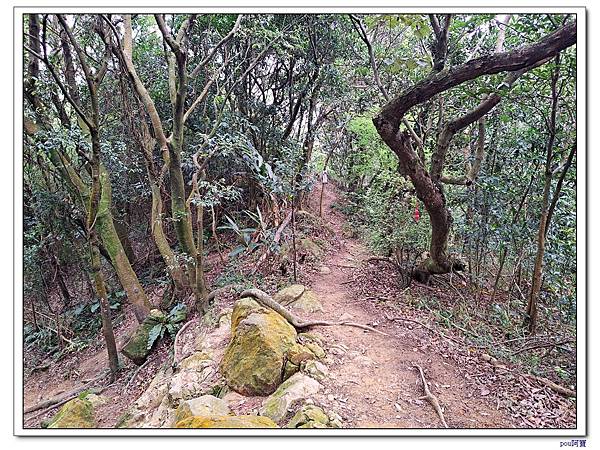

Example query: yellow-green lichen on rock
[173,395,231,425]
[286,405,342,429]
[259,372,322,423]
[220,298,297,396]
[175,415,277,428]
[47,398,96,428]
[287,342,317,366]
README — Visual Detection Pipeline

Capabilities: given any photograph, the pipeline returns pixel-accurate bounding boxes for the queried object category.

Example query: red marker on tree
[414,202,421,223]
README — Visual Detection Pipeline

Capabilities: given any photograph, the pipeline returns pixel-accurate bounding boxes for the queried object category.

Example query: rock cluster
[108,285,342,429]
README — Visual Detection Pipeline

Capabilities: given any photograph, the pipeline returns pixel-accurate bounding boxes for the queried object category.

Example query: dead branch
[511,339,575,356]
[24,370,109,415]
[414,364,449,428]
[523,374,576,398]
[124,357,153,394]
[26,385,106,423]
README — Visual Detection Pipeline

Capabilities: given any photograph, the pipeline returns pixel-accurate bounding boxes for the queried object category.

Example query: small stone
[319,266,332,275]
[339,312,353,322]
[305,342,326,359]
[327,394,335,401]
[301,360,328,381]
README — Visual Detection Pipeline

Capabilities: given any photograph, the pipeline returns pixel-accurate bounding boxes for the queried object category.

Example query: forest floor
[23,182,576,429]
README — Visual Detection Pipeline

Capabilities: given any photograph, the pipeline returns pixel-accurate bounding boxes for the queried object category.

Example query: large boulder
[175,415,277,428]
[173,395,231,425]
[121,309,166,365]
[274,285,323,313]
[47,398,96,428]
[259,372,322,423]
[220,298,297,396]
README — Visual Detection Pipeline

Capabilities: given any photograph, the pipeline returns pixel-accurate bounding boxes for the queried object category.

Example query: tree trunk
[195,202,209,314]
[95,168,152,322]
[114,218,136,265]
[148,182,187,293]
[90,242,120,378]
[168,139,198,285]
[526,172,552,335]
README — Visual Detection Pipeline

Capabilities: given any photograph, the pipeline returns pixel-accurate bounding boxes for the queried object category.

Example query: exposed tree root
[171,318,197,367]
[24,370,109,417]
[240,288,390,337]
[124,357,153,394]
[414,364,449,428]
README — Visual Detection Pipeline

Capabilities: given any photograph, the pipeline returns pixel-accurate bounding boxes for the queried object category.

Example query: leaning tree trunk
[95,168,152,322]
[372,22,576,276]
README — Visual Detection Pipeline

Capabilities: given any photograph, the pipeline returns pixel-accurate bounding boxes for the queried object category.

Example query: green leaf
[229,245,246,258]
[147,324,163,351]
[168,303,187,323]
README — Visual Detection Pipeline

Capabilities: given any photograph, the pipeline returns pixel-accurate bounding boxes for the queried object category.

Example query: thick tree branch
[375,21,576,130]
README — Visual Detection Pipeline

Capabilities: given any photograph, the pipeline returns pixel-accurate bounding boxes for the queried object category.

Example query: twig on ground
[414,364,449,428]
[385,313,464,347]
[511,339,575,356]
[123,358,153,394]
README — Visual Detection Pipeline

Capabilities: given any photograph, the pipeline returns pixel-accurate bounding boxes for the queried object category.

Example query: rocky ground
[23,183,576,430]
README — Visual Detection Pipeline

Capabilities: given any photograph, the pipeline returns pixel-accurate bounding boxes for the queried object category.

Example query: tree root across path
[24,370,111,422]
[414,364,449,428]
[240,288,391,337]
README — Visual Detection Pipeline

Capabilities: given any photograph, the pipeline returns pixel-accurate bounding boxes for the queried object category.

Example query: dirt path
[302,183,515,428]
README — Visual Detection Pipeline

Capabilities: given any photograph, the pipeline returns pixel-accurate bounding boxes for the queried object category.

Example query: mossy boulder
[173,395,231,425]
[274,285,323,313]
[286,405,342,429]
[175,415,277,428]
[259,373,322,423]
[47,398,96,428]
[121,309,166,365]
[220,298,297,396]
[287,343,317,366]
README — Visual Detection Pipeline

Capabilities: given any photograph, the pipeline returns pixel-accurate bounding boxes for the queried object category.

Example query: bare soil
[294,183,514,428]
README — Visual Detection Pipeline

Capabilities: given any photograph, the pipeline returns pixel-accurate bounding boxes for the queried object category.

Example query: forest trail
[301,183,514,428]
